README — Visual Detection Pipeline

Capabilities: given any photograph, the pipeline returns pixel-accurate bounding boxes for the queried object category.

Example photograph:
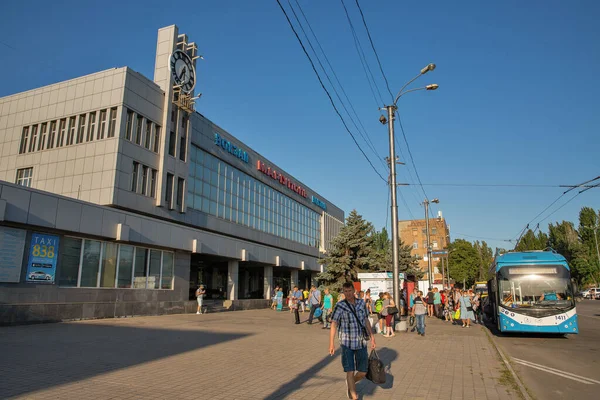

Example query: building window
[141,166,149,195]
[108,107,117,138]
[135,115,143,145]
[117,245,134,288]
[165,173,174,208]
[168,131,176,156]
[432,227,437,235]
[171,109,176,122]
[19,127,29,154]
[97,109,107,140]
[413,242,418,249]
[47,121,56,149]
[57,119,66,147]
[125,109,133,140]
[176,177,185,208]
[423,240,427,248]
[66,116,76,145]
[16,167,33,187]
[80,239,101,287]
[28,125,38,153]
[38,123,47,151]
[432,240,438,249]
[161,252,174,289]
[99,242,118,288]
[133,248,149,288]
[131,162,140,192]
[148,250,161,289]
[422,228,426,235]
[412,228,417,236]
[76,114,86,144]
[87,112,96,142]
[153,126,161,153]
[150,169,157,197]
[58,237,82,287]
[179,135,186,161]
[144,120,152,149]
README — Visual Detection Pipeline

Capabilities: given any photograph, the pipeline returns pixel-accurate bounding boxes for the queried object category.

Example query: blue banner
[25,233,60,283]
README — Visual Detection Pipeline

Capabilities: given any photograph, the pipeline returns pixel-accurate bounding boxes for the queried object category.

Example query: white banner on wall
[0,226,27,283]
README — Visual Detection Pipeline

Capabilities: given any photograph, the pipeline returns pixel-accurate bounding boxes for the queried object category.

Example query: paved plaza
[0,309,520,399]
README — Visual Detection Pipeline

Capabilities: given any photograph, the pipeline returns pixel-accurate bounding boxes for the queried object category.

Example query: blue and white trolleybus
[487,250,578,334]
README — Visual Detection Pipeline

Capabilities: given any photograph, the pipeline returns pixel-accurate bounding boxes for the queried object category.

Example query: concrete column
[227,261,239,300]
[264,266,273,299]
[291,269,298,289]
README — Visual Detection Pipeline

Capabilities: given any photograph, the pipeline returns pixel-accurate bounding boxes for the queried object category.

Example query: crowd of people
[407,287,484,335]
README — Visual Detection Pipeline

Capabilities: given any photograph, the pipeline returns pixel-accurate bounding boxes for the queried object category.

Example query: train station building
[0,25,344,324]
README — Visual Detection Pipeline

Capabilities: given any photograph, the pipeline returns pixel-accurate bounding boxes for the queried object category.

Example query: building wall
[0,68,128,204]
[399,217,450,281]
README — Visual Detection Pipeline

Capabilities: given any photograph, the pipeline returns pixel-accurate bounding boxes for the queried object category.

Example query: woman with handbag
[382,293,397,338]
[459,290,475,327]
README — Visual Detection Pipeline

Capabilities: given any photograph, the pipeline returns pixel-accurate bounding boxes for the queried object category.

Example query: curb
[482,326,532,400]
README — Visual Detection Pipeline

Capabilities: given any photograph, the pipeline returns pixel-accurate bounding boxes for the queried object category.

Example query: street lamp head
[420,63,436,74]
[432,198,440,203]
[426,84,439,91]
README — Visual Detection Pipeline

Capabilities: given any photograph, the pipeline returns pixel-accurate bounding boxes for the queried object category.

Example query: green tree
[317,210,374,291]
[515,229,549,251]
[576,207,600,286]
[447,239,480,288]
[367,228,419,276]
[473,240,494,281]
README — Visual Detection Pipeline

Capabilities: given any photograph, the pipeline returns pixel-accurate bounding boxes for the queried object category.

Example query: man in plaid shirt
[329,282,376,400]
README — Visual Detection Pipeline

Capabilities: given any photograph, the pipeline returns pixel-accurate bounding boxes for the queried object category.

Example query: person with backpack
[195,285,205,315]
[374,292,385,335]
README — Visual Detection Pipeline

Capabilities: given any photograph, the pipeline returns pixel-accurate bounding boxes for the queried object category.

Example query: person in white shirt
[196,285,206,314]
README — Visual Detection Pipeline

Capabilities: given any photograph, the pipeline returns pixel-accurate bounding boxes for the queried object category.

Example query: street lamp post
[381,64,438,314]
[424,198,439,288]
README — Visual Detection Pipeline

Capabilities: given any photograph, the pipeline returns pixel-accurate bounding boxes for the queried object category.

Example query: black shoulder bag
[344,300,370,341]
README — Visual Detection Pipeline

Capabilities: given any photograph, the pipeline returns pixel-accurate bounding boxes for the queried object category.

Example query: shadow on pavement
[356,347,398,398]
[0,320,251,398]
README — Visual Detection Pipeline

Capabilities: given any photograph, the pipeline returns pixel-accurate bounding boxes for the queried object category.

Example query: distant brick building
[399,213,450,283]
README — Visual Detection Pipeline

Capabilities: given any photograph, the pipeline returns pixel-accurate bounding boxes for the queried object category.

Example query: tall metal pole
[593,227,600,286]
[385,105,401,311]
[441,253,445,289]
[425,200,433,288]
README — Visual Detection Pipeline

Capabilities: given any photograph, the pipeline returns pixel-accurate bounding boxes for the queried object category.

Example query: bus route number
[555,315,567,321]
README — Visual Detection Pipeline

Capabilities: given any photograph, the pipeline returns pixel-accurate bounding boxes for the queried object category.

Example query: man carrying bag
[307,285,322,324]
[329,282,376,400]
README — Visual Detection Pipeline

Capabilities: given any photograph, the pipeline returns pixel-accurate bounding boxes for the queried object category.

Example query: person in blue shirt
[322,288,334,329]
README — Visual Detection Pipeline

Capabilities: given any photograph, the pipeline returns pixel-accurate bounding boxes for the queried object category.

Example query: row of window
[18,107,118,154]
[412,240,439,249]
[412,227,438,235]
[124,109,162,153]
[188,145,321,247]
[131,161,158,197]
[167,108,188,161]
[58,237,174,289]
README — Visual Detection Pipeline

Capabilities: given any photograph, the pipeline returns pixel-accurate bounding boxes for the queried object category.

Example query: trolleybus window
[497,265,574,309]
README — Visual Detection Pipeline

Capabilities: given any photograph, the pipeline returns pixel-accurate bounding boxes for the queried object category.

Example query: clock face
[169,50,196,93]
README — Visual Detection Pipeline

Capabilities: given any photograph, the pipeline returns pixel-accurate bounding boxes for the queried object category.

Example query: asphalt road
[489,299,600,400]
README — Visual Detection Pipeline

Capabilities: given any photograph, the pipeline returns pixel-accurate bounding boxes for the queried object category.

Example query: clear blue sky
[1,0,598,251]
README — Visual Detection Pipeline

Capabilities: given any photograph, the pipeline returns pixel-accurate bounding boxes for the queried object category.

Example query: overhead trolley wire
[276,0,387,183]
[354,0,394,101]
[291,0,387,171]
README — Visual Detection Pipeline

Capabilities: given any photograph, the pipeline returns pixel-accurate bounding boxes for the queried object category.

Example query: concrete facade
[0,25,345,324]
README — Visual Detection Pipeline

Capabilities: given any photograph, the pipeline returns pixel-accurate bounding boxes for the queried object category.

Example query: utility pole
[424,200,432,288]
[423,198,439,288]
[384,105,401,310]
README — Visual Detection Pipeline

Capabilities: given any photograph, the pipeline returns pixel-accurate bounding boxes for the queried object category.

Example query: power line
[276,0,387,183]
[396,114,435,219]
[291,0,387,171]
[417,183,588,188]
[353,0,394,101]
[453,232,514,243]
[339,0,386,107]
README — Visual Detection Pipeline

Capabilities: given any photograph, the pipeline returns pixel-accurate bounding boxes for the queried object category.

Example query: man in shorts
[195,285,205,314]
[329,282,376,400]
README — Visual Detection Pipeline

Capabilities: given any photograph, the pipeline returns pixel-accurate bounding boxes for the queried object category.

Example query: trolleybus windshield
[497,265,574,310]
